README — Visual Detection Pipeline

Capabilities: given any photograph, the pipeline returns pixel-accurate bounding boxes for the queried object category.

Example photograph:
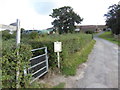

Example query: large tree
[50,6,83,34]
[104,4,120,35]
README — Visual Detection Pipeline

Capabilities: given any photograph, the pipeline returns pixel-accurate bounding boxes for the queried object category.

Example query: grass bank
[61,40,96,76]
[99,31,120,46]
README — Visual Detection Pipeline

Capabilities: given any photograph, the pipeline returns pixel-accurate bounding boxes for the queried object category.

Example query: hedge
[1,40,32,88]
[26,33,93,71]
[1,33,93,88]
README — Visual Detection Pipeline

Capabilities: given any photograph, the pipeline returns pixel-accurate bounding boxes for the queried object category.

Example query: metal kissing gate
[28,47,48,83]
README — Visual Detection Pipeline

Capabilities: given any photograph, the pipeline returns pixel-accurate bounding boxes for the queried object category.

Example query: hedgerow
[26,33,93,72]
[1,30,16,40]
[1,40,32,88]
[1,32,93,88]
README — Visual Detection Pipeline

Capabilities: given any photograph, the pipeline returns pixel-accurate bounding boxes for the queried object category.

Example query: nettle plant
[1,42,32,88]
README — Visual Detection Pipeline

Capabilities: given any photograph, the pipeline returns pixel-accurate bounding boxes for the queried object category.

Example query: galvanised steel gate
[27,47,48,83]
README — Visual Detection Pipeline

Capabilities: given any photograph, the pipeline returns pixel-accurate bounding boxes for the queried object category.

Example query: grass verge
[99,31,120,46]
[61,40,96,76]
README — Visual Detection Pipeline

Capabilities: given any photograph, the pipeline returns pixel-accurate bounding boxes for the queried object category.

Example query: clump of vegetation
[85,30,94,34]
[99,31,120,46]
[1,40,32,88]
[1,30,16,40]
[29,32,39,39]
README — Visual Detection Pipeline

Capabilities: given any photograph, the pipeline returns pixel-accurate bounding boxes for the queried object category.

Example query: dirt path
[39,32,119,88]
[39,62,88,88]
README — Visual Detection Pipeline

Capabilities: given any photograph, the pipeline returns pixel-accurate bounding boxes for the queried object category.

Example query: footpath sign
[54,41,62,68]
[54,42,62,52]
[16,19,21,88]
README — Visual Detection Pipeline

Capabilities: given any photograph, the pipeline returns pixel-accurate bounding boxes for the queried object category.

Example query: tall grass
[61,40,95,76]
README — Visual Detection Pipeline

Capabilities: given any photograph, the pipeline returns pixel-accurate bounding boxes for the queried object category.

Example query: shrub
[103,28,106,31]
[1,41,32,88]
[29,32,39,39]
[85,30,94,34]
[1,30,16,40]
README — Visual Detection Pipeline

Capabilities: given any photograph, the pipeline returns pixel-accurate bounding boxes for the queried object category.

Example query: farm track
[74,32,119,88]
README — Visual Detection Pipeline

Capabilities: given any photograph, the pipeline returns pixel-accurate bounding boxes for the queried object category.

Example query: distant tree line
[104,4,120,35]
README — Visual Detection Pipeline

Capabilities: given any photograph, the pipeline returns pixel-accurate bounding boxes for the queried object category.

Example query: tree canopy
[104,4,120,35]
[50,6,83,34]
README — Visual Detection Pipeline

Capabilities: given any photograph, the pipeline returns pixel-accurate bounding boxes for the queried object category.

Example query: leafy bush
[85,30,94,34]
[1,40,32,88]
[1,30,16,40]
[29,32,39,39]
[103,28,106,31]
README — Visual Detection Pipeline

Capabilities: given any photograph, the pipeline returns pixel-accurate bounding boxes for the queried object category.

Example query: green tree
[104,4,120,35]
[50,6,83,34]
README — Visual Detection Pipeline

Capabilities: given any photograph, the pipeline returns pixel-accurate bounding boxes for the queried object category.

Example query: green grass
[61,40,96,76]
[99,31,120,46]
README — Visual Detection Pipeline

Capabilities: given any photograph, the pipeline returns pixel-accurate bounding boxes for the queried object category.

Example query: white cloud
[0,0,119,29]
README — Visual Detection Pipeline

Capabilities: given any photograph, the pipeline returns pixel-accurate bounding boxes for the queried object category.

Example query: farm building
[75,25,107,33]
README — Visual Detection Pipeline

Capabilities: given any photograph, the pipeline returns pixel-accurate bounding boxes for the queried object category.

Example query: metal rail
[25,47,48,84]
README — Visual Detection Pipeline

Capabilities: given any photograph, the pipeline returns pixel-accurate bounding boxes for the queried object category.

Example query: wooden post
[57,52,60,68]
[16,19,21,88]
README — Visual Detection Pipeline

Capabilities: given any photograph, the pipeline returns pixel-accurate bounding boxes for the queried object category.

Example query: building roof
[76,25,107,31]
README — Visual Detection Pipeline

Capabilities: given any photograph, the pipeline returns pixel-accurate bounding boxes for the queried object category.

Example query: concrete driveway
[74,33,119,88]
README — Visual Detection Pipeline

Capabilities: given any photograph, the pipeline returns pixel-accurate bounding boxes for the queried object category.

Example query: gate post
[45,47,48,71]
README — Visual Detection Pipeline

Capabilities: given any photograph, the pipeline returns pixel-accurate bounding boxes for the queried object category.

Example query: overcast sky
[0,0,119,30]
